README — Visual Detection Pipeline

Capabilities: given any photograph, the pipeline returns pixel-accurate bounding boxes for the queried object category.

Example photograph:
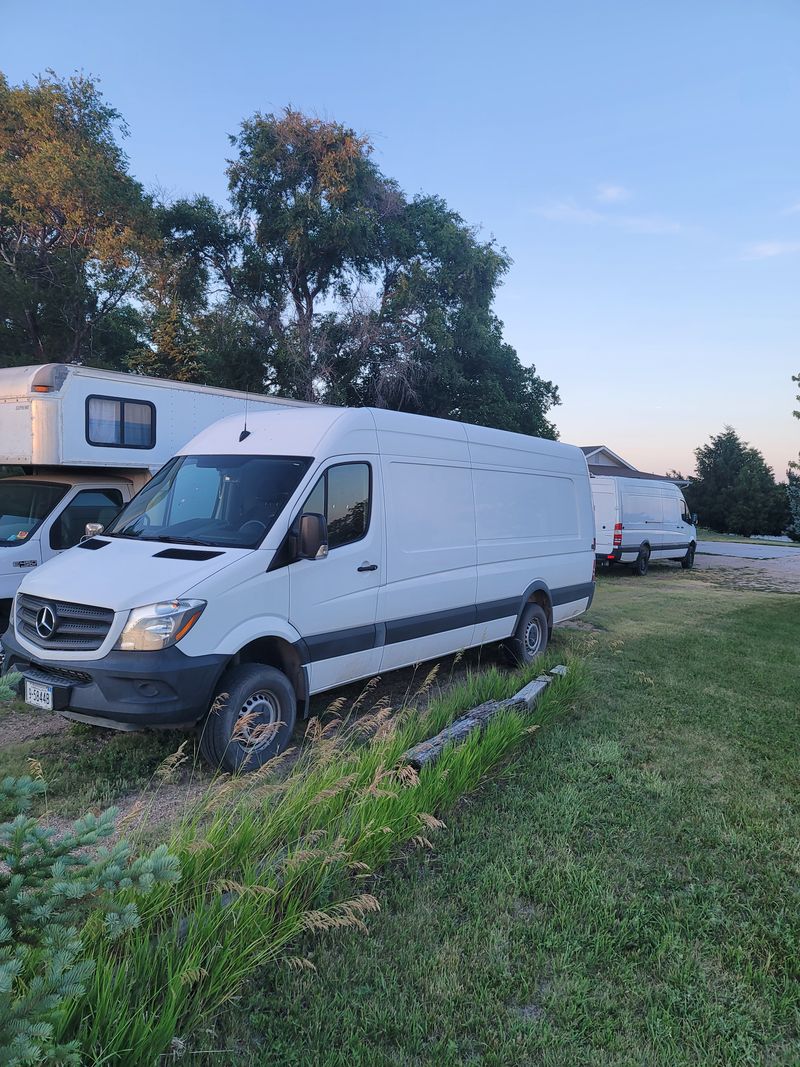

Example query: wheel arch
[229,635,310,718]
[517,580,554,635]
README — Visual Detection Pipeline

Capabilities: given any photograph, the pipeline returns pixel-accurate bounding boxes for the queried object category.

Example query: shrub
[0,775,179,1066]
[0,671,22,704]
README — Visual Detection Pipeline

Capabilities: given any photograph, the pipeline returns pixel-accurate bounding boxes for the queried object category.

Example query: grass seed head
[157,740,190,782]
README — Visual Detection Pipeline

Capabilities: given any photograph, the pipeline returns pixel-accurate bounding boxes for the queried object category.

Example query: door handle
[357,562,378,572]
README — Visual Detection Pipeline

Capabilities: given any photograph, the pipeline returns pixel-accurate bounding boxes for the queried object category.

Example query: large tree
[0,71,155,365]
[685,427,788,537]
[326,194,558,435]
[171,109,559,435]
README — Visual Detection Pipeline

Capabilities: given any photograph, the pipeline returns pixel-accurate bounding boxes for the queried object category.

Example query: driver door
[288,458,383,694]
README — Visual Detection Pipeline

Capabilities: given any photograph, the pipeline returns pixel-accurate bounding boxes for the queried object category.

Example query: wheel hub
[524,619,542,656]
[234,690,279,751]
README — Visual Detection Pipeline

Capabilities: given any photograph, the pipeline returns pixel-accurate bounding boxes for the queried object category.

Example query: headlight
[114,600,206,652]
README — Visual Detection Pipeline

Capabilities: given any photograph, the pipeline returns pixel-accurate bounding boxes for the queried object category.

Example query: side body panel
[376,415,477,672]
[467,426,594,633]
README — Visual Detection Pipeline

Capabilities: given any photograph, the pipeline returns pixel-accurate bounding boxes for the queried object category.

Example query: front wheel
[198,663,297,773]
[681,544,695,570]
[503,602,549,666]
[634,547,650,576]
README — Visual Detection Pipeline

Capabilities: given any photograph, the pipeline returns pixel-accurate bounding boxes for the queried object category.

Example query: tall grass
[59,656,584,1064]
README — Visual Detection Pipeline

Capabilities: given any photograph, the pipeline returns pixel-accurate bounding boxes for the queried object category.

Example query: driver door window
[302,463,371,549]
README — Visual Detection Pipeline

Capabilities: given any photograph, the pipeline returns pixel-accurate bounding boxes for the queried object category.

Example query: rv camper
[0,364,303,629]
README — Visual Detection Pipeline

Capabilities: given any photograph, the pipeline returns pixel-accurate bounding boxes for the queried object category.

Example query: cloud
[537,200,604,225]
[595,184,631,203]
[740,240,800,260]
[536,197,683,235]
[783,202,800,215]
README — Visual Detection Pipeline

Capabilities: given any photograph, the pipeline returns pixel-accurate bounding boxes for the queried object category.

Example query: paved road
[697,540,800,560]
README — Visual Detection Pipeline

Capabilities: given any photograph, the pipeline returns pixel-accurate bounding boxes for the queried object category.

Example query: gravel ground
[692,549,800,593]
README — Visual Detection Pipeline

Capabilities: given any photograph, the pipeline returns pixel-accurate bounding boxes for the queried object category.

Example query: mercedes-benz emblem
[35,605,56,640]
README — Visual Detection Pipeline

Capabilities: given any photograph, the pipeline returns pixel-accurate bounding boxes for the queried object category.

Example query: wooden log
[402,666,567,769]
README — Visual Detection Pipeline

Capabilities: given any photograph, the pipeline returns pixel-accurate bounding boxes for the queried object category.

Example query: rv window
[302,463,371,550]
[86,396,155,449]
[50,489,124,550]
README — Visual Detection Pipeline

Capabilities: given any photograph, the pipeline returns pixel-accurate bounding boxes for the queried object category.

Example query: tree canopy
[0,79,559,439]
[0,71,156,366]
[684,427,788,537]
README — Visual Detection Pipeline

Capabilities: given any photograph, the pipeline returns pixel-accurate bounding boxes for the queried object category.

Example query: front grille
[24,663,92,685]
[16,594,114,652]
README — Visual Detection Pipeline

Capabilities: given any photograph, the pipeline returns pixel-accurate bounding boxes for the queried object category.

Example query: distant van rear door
[592,478,617,557]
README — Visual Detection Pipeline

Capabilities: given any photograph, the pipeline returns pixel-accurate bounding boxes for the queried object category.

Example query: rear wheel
[681,544,696,570]
[634,547,650,576]
[198,663,297,773]
[503,602,549,666]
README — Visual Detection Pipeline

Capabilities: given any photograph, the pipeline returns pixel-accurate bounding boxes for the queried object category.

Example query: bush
[0,671,21,704]
[0,775,179,1066]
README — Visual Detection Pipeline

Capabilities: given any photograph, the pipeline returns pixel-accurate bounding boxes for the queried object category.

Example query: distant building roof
[579,445,638,470]
[580,444,688,486]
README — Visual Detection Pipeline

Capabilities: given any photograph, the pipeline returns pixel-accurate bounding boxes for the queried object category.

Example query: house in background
[580,446,688,486]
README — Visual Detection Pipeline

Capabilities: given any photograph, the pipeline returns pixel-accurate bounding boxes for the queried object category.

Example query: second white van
[592,474,697,575]
[3,408,595,771]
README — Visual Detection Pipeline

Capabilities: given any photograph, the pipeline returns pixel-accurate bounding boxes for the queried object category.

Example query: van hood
[16,537,253,611]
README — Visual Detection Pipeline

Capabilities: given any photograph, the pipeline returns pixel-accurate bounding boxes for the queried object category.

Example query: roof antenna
[239,390,251,442]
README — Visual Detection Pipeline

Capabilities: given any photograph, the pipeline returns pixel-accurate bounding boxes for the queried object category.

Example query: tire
[681,544,695,570]
[634,547,650,576]
[198,663,297,773]
[503,602,549,667]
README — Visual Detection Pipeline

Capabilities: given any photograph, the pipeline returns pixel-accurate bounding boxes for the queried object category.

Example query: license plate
[25,680,53,711]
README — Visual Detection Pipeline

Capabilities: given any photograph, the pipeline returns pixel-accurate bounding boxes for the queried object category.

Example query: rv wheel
[634,547,650,576]
[504,602,549,666]
[681,544,695,570]
[198,663,297,773]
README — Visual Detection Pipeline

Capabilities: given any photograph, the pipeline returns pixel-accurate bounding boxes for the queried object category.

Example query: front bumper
[1,627,227,729]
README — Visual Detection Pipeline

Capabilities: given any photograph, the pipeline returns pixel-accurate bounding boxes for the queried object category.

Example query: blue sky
[4,0,799,476]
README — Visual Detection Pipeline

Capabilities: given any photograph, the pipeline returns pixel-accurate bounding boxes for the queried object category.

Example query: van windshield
[106,455,312,549]
[0,481,68,546]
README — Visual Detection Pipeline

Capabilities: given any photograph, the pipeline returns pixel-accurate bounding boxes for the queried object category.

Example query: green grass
[697,526,799,547]
[0,724,183,816]
[52,656,582,1065]
[204,574,800,1066]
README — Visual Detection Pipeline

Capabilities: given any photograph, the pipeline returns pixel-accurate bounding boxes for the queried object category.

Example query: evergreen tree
[686,427,786,536]
[0,769,179,1065]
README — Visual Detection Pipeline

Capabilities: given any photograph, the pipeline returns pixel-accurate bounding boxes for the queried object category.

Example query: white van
[0,364,303,630]
[592,475,696,575]
[2,407,595,771]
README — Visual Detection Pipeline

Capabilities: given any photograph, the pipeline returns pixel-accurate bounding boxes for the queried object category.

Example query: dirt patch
[0,707,70,747]
[560,619,602,633]
[692,553,800,594]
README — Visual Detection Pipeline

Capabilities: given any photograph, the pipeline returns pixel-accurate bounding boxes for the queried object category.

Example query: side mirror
[296,513,328,560]
[691,513,698,525]
[82,522,105,542]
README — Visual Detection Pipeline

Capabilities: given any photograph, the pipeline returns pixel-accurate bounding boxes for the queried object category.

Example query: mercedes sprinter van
[3,407,595,771]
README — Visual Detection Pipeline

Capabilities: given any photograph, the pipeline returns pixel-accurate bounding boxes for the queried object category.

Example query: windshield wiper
[139,534,216,547]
